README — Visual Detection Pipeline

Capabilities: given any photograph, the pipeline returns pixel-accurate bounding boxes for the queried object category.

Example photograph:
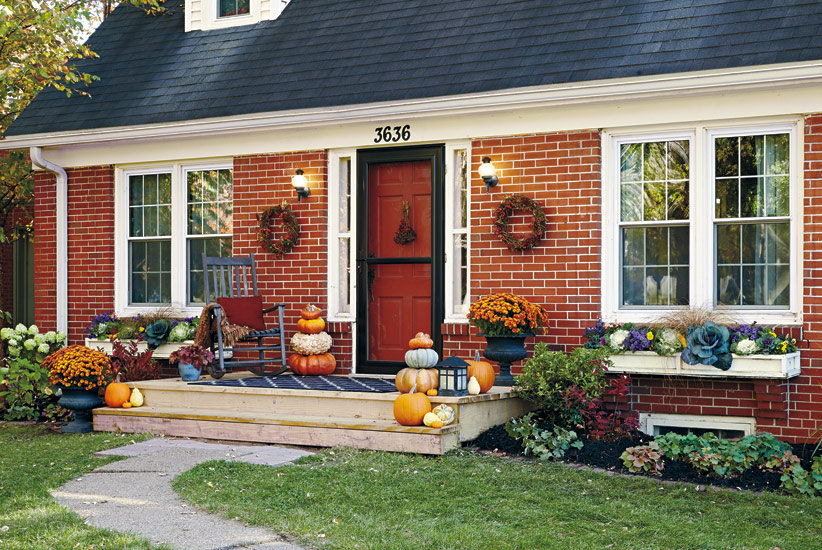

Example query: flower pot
[178,362,202,381]
[479,333,534,386]
[57,386,103,433]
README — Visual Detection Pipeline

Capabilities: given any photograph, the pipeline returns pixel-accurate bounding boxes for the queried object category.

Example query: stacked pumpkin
[395,332,438,395]
[288,305,336,376]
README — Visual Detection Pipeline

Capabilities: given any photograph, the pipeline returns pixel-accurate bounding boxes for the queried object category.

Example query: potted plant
[43,345,112,433]
[168,344,215,382]
[467,293,550,386]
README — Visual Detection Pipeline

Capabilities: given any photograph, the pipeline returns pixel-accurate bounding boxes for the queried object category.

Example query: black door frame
[356,145,445,375]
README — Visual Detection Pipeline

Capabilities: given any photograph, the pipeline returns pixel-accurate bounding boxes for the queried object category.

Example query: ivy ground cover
[174,447,822,550]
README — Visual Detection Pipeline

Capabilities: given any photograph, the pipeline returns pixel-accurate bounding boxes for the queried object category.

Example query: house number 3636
[374,124,411,144]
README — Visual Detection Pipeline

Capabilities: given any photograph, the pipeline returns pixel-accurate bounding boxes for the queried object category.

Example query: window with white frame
[446,147,470,319]
[119,163,233,311]
[619,138,690,307]
[328,150,356,320]
[713,133,790,308]
[605,123,799,323]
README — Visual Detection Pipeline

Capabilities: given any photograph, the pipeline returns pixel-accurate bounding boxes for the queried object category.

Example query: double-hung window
[117,162,233,314]
[605,123,799,324]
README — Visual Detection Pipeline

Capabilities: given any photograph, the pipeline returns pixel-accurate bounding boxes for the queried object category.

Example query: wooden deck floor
[93,374,532,455]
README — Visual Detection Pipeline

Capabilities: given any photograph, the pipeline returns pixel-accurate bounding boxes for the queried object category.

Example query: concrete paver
[52,438,312,550]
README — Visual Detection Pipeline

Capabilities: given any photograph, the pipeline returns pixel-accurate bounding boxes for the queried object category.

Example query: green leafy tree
[0,0,161,325]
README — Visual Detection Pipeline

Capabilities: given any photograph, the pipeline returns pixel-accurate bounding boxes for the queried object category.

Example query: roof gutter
[29,147,68,335]
[3,60,822,149]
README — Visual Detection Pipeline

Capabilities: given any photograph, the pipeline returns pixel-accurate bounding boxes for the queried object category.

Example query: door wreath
[257,202,300,258]
[493,194,547,252]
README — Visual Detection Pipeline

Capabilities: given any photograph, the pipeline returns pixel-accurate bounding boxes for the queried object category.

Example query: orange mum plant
[44,345,112,390]
[467,293,550,336]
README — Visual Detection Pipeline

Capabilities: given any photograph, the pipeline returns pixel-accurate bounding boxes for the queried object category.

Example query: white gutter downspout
[29,147,68,335]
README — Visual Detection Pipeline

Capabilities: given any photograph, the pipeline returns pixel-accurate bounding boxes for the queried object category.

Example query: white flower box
[606,351,800,379]
[84,338,194,360]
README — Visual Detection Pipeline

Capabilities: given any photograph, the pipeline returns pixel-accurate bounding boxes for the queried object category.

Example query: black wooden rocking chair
[203,253,288,379]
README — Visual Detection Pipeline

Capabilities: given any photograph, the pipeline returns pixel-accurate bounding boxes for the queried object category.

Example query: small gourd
[408,332,434,349]
[423,412,440,427]
[404,348,439,369]
[467,376,481,395]
[129,388,144,407]
[122,401,133,409]
[466,351,495,393]
[296,317,326,334]
[301,305,323,320]
[432,404,455,425]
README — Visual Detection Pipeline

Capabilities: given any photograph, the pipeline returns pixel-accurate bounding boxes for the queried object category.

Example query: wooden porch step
[93,405,461,455]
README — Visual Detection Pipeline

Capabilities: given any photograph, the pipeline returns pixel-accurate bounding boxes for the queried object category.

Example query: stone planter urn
[58,387,103,433]
[479,333,534,386]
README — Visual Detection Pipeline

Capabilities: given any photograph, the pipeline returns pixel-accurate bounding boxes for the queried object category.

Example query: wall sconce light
[478,156,498,192]
[291,169,310,201]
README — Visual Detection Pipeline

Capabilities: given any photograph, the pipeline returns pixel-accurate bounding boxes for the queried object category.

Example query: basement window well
[639,413,755,439]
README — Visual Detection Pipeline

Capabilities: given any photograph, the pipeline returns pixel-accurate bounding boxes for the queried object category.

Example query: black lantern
[436,356,469,397]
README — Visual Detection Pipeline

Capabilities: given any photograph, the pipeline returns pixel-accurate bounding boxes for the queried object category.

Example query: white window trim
[327,148,357,322]
[200,0,262,30]
[114,159,233,318]
[444,141,471,323]
[639,413,756,437]
[602,119,803,326]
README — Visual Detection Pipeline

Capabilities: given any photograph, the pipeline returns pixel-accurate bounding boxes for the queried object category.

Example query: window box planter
[84,338,194,360]
[606,351,800,380]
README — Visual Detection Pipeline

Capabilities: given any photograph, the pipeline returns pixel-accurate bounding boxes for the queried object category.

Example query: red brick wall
[232,151,353,373]
[33,166,115,342]
[34,170,58,332]
[442,131,602,369]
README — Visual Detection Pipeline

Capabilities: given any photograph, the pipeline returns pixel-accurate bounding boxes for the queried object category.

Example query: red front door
[366,160,432,363]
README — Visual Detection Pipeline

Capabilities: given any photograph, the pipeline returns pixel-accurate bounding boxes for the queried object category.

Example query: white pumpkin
[291,331,333,355]
[404,348,439,369]
[467,376,481,395]
[432,404,455,425]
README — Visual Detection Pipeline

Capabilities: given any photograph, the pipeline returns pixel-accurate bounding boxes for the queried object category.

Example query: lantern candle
[436,356,469,397]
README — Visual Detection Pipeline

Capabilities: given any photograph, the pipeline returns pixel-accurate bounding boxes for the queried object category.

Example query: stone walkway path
[52,438,313,550]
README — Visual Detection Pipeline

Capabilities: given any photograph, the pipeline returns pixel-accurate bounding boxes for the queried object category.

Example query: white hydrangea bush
[1,324,66,360]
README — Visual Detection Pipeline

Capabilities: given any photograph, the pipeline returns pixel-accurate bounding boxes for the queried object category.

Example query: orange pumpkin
[301,305,323,320]
[395,367,438,394]
[288,353,336,375]
[296,317,326,334]
[408,332,434,349]
[104,382,131,408]
[393,386,431,426]
[466,354,495,393]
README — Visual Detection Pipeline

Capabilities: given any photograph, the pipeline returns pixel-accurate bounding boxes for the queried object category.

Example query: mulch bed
[468,423,816,494]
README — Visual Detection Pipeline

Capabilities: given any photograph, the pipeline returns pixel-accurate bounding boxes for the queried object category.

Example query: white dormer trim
[185,0,290,32]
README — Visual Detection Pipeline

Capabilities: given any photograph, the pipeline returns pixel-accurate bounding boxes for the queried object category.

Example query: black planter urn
[57,387,103,433]
[479,333,533,386]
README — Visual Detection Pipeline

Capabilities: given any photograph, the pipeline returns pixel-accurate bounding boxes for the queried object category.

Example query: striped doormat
[189,374,397,393]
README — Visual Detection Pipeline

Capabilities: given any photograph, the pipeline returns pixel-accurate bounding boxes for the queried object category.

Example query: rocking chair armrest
[262,303,286,315]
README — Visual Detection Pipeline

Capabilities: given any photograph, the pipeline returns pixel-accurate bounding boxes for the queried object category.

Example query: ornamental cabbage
[609,329,629,350]
[735,338,761,355]
[168,322,192,343]
[144,319,172,348]
[681,322,732,371]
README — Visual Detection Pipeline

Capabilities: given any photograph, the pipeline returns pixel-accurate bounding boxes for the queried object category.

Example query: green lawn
[0,423,165,550]
[175,447,822,550]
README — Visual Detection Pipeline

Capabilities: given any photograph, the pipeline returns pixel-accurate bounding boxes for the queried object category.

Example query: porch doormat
[189,374,398,393]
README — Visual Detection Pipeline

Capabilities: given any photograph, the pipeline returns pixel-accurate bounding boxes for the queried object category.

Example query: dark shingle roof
[8,0,822,136]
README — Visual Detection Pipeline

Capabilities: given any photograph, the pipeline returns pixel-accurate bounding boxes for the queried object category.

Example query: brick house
[3,0,822,441]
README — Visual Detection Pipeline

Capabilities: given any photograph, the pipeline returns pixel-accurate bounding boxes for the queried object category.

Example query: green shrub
[514,345,611,428]
[0,324,67,420]
[780,456,822,496]
[505,413,583,460]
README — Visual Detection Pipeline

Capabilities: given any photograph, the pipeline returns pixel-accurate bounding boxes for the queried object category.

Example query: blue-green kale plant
[681,321,732,371]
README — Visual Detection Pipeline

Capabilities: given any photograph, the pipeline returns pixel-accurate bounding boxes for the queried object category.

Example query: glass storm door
[357,147,444,374]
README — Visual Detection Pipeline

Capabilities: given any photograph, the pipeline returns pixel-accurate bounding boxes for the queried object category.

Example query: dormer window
[219,0,250,18]
[185,0,290,32]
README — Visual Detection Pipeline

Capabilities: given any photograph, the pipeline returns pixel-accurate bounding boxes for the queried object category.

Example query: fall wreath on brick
[493,194,547,252]
[257,202,300,258]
